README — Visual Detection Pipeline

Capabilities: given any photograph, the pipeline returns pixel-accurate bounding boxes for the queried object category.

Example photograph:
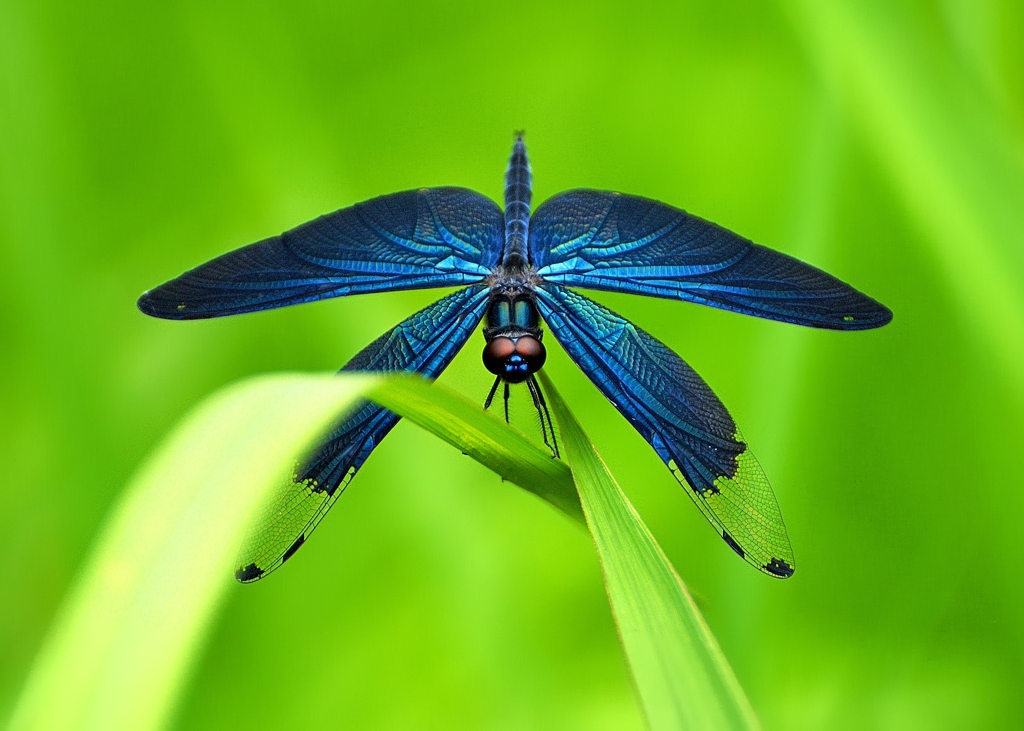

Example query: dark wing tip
[136,285,193,320]
[137,281,226,320]
[763,557,795,579]
[136,290,156,315]
[235,562,265,583]
[834,298,893,331]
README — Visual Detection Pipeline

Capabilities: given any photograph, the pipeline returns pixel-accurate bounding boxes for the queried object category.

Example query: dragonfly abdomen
[503,132,532,270]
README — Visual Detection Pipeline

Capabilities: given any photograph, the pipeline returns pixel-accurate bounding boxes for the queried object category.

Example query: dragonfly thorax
[482,293,546,383]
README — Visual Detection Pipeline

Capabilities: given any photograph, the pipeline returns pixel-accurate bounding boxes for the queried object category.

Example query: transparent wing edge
[235,286,491,581]
[235,406,397,583]
[535,285,795,577]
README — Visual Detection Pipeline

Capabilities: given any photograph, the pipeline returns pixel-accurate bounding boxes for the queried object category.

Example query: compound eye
[483,337,516,375]
[514,336,546,372]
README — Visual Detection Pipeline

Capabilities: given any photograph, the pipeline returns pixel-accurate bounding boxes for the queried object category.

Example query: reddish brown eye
[515,336,546,371]
[483,337,516,375]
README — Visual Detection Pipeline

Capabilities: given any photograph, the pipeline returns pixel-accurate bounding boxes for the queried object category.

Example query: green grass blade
[539,373,760,731]
[367,373,581,524]
[8,372,580,731]
[783,0,1024,397]
[11,367,749,731]
[8,373,377,731]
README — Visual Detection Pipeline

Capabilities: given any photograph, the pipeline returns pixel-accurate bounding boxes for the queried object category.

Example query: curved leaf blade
[8,372,579,731]
[367,373,581,523]
[540,372,760,731]
[8,373,378,731]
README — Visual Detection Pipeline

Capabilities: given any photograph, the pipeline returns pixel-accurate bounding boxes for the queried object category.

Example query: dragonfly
[138,134,891,582]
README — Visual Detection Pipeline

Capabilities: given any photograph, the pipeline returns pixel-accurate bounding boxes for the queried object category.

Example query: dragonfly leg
[503,382,510,423]
[526,377,548,447]
[527,376,560,458]
[483,375,501,410]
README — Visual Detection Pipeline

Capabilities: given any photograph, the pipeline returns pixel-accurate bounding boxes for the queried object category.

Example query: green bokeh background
[3,1,1024,728]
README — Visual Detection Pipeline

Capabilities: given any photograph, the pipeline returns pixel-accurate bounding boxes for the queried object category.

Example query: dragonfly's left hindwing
[235,285,491,582]
[535,284,795,578]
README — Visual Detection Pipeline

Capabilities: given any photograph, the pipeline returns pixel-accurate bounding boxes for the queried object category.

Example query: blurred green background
[3,0,1024,728]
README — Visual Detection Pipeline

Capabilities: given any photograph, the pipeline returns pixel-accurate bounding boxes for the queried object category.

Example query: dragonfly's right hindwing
[235,285,490,582]
[536,284,795,578]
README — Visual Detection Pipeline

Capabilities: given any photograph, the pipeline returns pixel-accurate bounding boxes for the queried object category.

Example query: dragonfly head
[483,335,546,384]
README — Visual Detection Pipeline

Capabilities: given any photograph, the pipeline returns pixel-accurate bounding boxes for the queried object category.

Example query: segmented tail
[503,132,532,269]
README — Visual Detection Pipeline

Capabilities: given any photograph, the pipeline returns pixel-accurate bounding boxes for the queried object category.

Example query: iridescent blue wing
[535,284,795,578]
[138,188,502,319]
[235,285,490,582]
[531,190,891,330]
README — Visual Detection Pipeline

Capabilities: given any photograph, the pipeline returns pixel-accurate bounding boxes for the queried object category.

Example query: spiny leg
[484,375,501,411]
[527,375,560,458]
[503,382,510,423]
[535,376,560,459]
[525,377,550,451]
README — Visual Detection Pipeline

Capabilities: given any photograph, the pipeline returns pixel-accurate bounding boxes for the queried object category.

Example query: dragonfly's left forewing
[235,285,491,582]
[139,188,503,319]
[536,285,795,577]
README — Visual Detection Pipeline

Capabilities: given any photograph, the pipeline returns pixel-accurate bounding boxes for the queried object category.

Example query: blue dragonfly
[138,135,891,582]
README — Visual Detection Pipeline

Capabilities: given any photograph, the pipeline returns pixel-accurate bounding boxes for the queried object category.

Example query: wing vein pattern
[535,284,795,577]
[138,188,503,319]
[530,190,891,330]
[235,285,490,582]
